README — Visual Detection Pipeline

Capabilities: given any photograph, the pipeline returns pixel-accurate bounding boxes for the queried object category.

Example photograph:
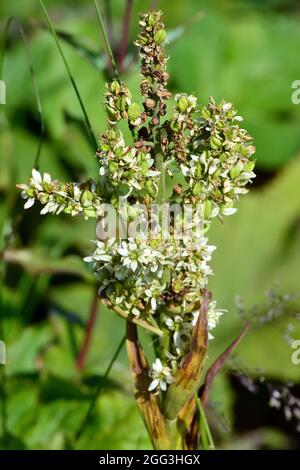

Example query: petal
[132,307,140,317]
[173,331,181,348]
[165,318,174,329]
[148,379,159,392]
[43,173,51,184]
[118,248,128,256]
[131,260,138,271]
[181,164,189,176]
[40,203,50,215]
[73,186,81,201]
[32,169,43,189]
[160,380,167,391]
[98,254,112,262]
[221,207,237,216]
[83,256,94,263]
[24,198,35,209]
[16,184,29,191]
[154,358,163,372]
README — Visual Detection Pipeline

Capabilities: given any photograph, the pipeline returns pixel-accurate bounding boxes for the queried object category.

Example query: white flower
[164,315,188,353]
[148,358,173,392]
[40,200,58,215]
[222,102,233,112]
[145,289,157,310]
[207,301,227,339]
[118,240,147,272]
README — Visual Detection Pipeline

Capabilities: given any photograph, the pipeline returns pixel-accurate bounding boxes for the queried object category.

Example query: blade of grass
[94,0,119,79]
[0,17,45,169]
[40,0,97,150]
[74,334,125,444]
[195,393,215,450]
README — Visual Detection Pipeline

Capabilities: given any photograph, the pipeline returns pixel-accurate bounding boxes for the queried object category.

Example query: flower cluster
[105,80,144,127]
[168,93,198,162]
[97,128,160,201]
[18,10,255,395]
[179,98,256,217]
[17,169,103,219]
[84,233,224,382]
[135,10,171,121]
[85,235,215,314]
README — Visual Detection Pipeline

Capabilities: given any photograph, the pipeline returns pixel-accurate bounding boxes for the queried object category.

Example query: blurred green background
[0,0,300,450]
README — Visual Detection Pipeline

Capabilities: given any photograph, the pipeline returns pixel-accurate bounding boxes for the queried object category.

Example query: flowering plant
[18,10,255,449]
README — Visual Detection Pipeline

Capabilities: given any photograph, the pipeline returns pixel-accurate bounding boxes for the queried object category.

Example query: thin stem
[118,0,133,73]
[74,334,125,443]
[94,0,119,79]
[195,393,215,450]
[76,287,99,371]
[40,0,97,150]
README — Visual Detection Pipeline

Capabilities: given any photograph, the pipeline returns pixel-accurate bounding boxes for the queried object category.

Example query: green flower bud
[139,35,148,45]
[110,80,121,95]
[107,128,116,139]
[204,200,212,219]
[192,181,202,196]
[154,29,167,44]
[109,161,119,173]
[128,206,140,219]
[200,107,211,119]
[172,278,183,294]
[210,136,223,149]
[81,190,94,206]
[170,120,179,132]
[101,143,110,152]
[128,102,141,122]
[230,166,242,179]
[244,161,255,172]
[117,95,127,112]
[105,104,118,122]
[148,13,155,26]
[178,96,189,113]
[83,207,97,218]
